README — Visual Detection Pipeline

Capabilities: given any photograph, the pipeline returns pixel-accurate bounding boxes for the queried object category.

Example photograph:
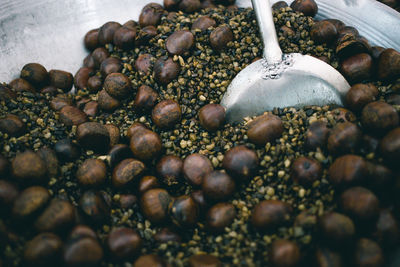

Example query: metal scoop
[221,0,351,123]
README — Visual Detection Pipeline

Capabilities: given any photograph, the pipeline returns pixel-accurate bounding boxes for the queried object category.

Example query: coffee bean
[247,113,284,146]
[135,54,154,75]
[91,47,110,68]
[20,63,48,87]
[346,83,379,113]
[251,200,292,231]
[69,225,97,240]
[50,95,73,111]
[152,99,181,129]
[340,186,379,221]
[54,139,81,162]
[104,73,132,99]
[198,104,226,132]
[191,16,216,32]
[354,238,384,267]
[83,101,99,117]
[127,122,147,139]
[377,48,400,82]
[361,101,399,135]
[140,188,172,224]
[98,89,121,111]
[59,105,88,126]
[84,29,99,51]
[374,209,399,247]
[327,122,361,155]
[76,159,107,187]
[63,237,103,266]
[154,227,182,243]
[328,155,369,188]
[107,227,142,260]
[37,147,59,178]
[304,120,329,150]
[310,20,337,45]
[112,158,145,188]
[98,21,121,46]
[134,85,158,111]
[74,67,93,90]
[134,254,166,267]
[138,175,160,194]
[210,25,233,51]
[0,114,26,137]
[206,202,236,233]
[340,53,373,84]
[12,186,49,219]
[108,144,133,168]
[154,56,180,84]
[9,78,36,93]
[12,150,47,184]
[269,239,300,267]
[166,30,194,55]
[104,124,120,147]
[0,180,18,211]
[202,171,235,202]
[183,153,213,187]
[76,122,110,153]
[100,57,123,77]
[318,212,355,245]
[157,155,182,186]
[79,190,110,224]
[380,127,400,167]
[188,254,222,267]
[113,26,137,50]
[49,69,73,92]
[223,146,258,182]
[139,3,164,27]
[291,156,322,186]
[35,198,75,232]
[24,232,63,266]
[130,128,162,161]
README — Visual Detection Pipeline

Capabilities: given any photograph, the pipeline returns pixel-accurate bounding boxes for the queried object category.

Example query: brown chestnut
[222,145,258,182]
[198,104,226,132]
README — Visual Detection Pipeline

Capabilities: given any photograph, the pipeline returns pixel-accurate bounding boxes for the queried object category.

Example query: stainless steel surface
[0,0,399,83]
[252,0,282,63]
[221,0,350,123]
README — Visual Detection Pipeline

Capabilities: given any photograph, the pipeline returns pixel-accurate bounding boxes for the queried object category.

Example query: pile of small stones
[1,0,400,266]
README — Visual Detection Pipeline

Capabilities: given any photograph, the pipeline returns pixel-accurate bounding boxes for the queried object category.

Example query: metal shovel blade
[221,0,351,123]
[221,53,350,122]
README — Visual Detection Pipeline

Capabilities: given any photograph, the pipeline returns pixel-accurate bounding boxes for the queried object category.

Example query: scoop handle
[251,0,283,64]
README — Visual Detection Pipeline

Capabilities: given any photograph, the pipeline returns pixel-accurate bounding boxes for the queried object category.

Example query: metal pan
[0,0,399,82]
